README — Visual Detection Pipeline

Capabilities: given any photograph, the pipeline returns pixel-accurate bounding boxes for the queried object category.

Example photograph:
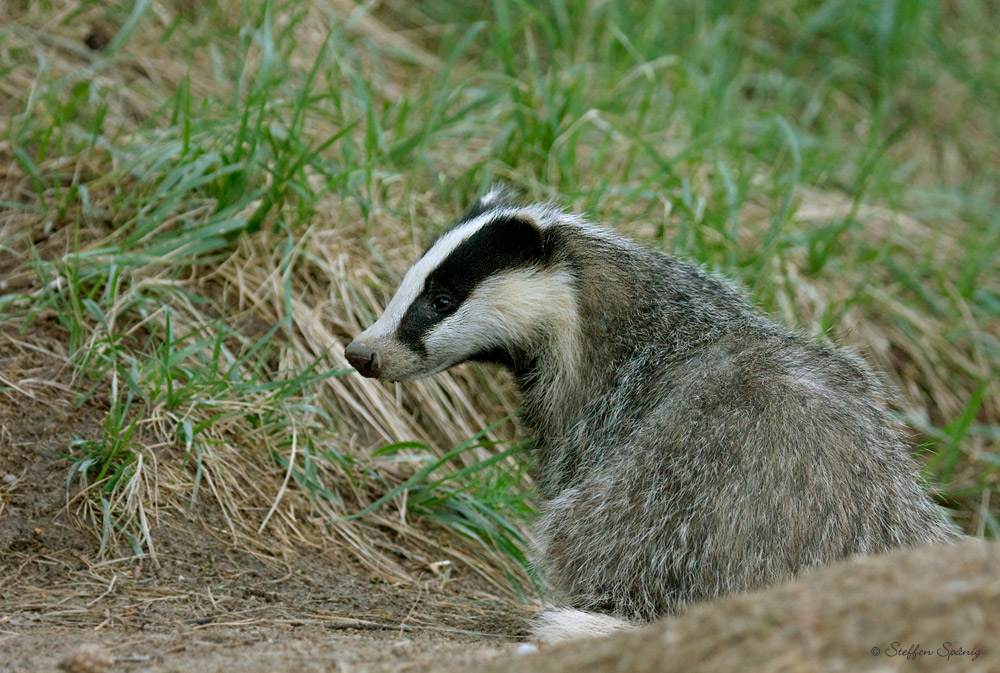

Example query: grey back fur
[523,215,960,621]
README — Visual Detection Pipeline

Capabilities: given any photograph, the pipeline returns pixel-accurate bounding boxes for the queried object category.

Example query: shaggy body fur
[346,189,961,641]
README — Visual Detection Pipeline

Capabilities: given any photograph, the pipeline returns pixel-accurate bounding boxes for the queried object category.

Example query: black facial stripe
[395,215,548,355]
[427,215,544,295]
[395,300,433,356]
[420,192,519,256]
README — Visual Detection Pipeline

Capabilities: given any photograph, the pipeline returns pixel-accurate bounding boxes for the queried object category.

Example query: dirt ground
[0,331,525,673]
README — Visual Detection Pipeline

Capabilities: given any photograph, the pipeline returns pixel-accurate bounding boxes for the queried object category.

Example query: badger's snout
[345,341,381,378]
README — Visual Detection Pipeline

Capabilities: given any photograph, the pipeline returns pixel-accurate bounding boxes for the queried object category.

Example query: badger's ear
[461,184,521,222]
[479,184,520,208]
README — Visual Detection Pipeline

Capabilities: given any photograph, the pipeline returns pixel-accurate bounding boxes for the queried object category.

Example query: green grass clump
[0,0,997,601]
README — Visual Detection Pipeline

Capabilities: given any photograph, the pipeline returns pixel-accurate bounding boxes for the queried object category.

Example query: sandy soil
[2,629,516,673]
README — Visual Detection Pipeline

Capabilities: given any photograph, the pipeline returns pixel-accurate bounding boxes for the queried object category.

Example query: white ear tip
[479,183,519,207]
[480,189,503,205]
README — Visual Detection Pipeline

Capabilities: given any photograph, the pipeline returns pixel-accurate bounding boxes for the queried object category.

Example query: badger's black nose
[345,341,381,378]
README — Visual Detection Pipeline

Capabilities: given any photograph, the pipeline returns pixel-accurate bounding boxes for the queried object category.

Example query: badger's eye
[431,295,453,312]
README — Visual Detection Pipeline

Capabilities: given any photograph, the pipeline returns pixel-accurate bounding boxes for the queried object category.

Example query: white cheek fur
[422,268,580,370]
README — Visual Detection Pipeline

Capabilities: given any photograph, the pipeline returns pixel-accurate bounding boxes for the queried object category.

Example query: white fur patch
[531,608,636,643]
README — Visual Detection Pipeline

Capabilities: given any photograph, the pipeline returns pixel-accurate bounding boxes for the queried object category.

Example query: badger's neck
[509,231,642,439]
[511,226,751,442]
[494,268,586,436]
[511,268,636,439]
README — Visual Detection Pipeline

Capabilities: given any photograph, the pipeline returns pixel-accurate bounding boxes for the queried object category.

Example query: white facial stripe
[358,216,484,342]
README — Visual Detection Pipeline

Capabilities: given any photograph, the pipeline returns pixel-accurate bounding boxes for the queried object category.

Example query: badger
[345,187,962,642]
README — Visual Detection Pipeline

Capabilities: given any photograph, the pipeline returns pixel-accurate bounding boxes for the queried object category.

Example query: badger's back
[533,320,960,621]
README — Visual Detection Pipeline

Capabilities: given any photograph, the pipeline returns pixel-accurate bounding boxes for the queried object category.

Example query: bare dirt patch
[0,329,524,673]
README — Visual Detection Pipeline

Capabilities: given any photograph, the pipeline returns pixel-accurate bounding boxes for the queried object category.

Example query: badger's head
[345,191,578,381]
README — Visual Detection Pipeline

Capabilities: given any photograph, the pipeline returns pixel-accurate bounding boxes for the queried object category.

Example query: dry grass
[0,0,534,606]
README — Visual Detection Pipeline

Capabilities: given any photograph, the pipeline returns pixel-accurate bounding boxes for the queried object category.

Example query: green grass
[1,0,997,596]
